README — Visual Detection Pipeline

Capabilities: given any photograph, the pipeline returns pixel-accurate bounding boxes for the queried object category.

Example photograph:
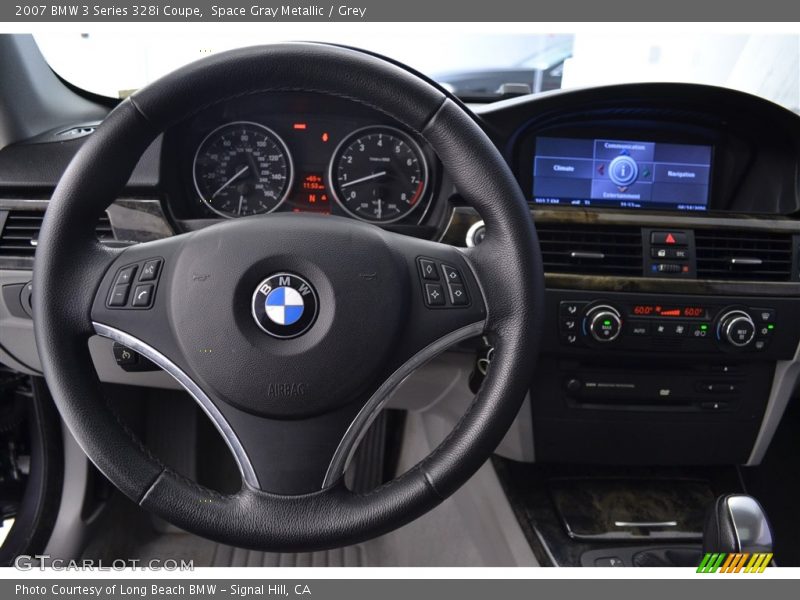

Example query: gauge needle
[212,165,250,198]
[340,171,387,189]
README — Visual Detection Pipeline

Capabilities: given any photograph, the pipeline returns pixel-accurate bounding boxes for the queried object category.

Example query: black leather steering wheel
[33,43,544,551]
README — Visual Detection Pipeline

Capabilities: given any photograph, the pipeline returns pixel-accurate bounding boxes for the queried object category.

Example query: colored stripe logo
[697,552,773,573]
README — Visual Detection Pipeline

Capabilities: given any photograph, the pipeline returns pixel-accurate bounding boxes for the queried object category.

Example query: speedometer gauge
[329,126,428,224]
[193,122,293,218]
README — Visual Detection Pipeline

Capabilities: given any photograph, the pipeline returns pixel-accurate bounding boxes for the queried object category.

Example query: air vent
[0,209,114,258]
[695,229,794,282]
[536,223,643,276]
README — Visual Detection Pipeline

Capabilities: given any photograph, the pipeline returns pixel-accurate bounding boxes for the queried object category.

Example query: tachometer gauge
[329,126,429,224]
[193,122,293,218]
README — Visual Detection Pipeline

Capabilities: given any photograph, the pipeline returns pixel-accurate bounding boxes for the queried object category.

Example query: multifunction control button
[424,283,446,306]
[419,258,439,281]
[417,257,470,309]
[107,258,163,310]
[140,259,161,281]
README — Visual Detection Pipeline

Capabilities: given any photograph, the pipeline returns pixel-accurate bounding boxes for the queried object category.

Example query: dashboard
[2,81,800,472]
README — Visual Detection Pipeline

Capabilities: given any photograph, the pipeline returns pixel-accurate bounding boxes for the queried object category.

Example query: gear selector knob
[703,494,773,554]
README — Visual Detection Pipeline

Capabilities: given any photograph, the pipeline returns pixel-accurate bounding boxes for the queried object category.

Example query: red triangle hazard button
[665,233,676,244]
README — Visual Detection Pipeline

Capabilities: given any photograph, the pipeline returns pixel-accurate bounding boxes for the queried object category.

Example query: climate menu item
[533,137,712,211]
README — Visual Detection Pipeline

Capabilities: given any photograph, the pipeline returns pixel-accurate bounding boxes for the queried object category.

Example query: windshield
[34,31,800,112]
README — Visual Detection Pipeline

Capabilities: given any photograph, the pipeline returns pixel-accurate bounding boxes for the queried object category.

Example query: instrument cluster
[169,93,439,226]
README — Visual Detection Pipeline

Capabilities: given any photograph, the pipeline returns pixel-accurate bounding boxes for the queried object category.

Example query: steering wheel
[33,44,544,551]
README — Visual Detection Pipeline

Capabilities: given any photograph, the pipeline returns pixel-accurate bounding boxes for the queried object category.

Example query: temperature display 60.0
[631,305,708,319]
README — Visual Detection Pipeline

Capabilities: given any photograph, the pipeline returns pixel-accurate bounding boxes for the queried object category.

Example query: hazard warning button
[651,231,688,246]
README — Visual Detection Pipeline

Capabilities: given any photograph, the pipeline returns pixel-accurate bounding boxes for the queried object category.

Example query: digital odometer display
[533,137,713,212]
[631,305,708,319]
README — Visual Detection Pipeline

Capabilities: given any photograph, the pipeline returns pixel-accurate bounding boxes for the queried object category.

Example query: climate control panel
[555,293,796,357]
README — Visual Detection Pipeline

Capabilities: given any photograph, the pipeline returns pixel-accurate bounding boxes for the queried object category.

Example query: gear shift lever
[703,494,773,554]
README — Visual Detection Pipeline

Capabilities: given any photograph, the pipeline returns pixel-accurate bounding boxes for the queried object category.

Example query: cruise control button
[131,284,154,308]
[441,265,462,284]
[108,284,130,307]
[424,283,445,306]
[140,259,162,282]
[115,265,137,286]
[113,343,138,366]
[448,283,468,306]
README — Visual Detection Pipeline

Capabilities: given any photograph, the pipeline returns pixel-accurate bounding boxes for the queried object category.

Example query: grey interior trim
[322,320,486,488]
[92,321,259,489]
[747,337,800,464]
[42,423,94,560]
[0,198,50,210]
[614,521,677,528]
[0,35,107,149]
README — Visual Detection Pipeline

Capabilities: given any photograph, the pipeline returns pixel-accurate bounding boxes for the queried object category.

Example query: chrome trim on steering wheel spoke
[322,320,486,489]
[92,322,260,489]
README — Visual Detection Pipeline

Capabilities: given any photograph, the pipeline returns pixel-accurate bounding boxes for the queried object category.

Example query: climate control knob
[718,310,756,348]
[586,305,622,343]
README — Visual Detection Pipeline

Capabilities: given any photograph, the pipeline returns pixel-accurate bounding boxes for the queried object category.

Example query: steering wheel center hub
[169,214,406,418]
[251,272,319,338]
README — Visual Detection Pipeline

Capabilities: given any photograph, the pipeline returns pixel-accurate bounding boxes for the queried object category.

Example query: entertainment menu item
[533,137,713,211]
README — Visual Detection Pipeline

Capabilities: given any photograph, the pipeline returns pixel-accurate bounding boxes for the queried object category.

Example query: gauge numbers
[193,122,293,218]
[330,126,429,224]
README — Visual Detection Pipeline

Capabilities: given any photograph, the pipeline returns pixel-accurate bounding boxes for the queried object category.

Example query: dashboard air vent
[536,223,643,276]
[695,229,794,282]
[0,209,114,258]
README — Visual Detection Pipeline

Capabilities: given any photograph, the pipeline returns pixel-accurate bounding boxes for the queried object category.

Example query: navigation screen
[533,137,712,211]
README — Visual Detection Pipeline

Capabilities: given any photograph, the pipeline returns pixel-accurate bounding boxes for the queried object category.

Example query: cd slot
[563,369,742,411]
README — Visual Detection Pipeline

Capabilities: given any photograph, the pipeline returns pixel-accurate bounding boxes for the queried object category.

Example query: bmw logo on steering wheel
[251,273,319,338]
